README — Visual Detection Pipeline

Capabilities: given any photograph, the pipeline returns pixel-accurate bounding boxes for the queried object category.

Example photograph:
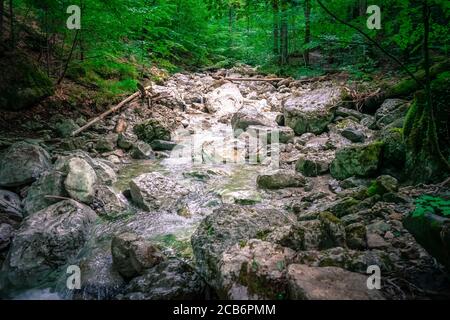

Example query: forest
[0,0,449,302]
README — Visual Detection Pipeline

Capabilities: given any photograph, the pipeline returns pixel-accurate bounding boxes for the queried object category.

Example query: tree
[304,0,311,65]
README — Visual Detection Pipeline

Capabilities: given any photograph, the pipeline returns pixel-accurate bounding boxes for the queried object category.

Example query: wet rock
[375,99,409,128]
[133,119,171,144]
[22,171,67,215]
[287,264,384,300]
[129,172,188,211]
[319,212,346,249]
[275,113,285,126]
[1,200,96,289]
[345,223,367,250]
[219,189,262,205]
[64,158,97,204]
[231,106,275,132]
[94,186,128,217]
[117,133,134,150]
[328,197,359,218]
[119,259,206,300]
[295,152,333,177]
[335,107,364,121]
[341,128,365,143]
[267,224,306,251]
[0,223,13,251]
[191,205,294,290]
[150,140,177,151]
[367,175,399,197]
[340,177,370,190]
[72,246,126,300]
[283,87,343,135]
[130,141,154,160]
[379,127,405,173]
[0,190,23,225]
[111,232,165,279]
[330,142,383,180]
[0,142,51,187]
[218,240,296,299]
[206,83,244,117]
[246,125,295,144]
[367,233,389,249]
[257,170,307,190]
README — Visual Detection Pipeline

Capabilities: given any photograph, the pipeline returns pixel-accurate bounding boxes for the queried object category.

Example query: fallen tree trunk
[71,85,152,137]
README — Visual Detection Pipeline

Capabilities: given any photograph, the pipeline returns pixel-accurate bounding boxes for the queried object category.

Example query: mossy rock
[133,119,171,144]
[0,51,54,111]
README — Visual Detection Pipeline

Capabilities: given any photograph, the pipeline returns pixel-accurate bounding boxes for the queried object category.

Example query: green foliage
[412,195,450,218]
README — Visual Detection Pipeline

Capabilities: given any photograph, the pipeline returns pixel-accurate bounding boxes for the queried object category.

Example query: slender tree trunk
[423,1,431,110]
[280,0,288,65]
[304,0,311,66]
[8,0,13,48]
[272,0,280,58]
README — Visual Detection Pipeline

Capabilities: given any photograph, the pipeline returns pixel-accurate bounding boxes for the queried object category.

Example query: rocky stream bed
[0,66,449,300]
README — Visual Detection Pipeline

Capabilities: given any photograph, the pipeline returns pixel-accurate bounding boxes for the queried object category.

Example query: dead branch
[71,85,153,137]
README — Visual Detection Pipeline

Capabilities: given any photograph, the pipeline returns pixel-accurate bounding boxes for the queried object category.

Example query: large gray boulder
[191,205,294,293]
[330,142,383,180]
[205,83,244,117]
[64,157,97,204]
[0,142,51,187]
[283,87,343,135]
[129,172,188,211]
[257,170,307,190]
[287,264,385,300]
[231,106,275,132]
[1,200,96,289]
[375,99,409,128]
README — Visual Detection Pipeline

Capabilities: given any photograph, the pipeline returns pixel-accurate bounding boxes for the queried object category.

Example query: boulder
[129,172,188,211]
[1,200,96,289]
[283,87,343,135]
[111,232,165,279]
[295,152,333,177]
[133,119,171,144]
[257,170,307,190]
[191,205,294,290]
[94,186,128,217]
[330,142,383,180]
[0,142,51,187]
[375,99,409,128]
[341,128,366,143]
[0,190,23,225]
[287,264,384,300]
[22,171,67,215]
[0,223,13,251]
[335,107,364,121]
[54,119,80,138]
[64,158,97,204]
[95,133,118,153]
[130,141,154,160]
[231,106,275,132]
[345,223,367,250]
[150,140,177,151]
[367,175,399,197]
[119,259,206,300]
[205,83,244,117]
[218,240,296,299]
[379,127,406,172]
[246,125,295,144]
[318,212,346,249]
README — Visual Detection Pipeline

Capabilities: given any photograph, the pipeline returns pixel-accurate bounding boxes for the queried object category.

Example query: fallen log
[71,85,152,137]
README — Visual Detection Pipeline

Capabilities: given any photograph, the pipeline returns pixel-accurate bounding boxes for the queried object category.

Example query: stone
[22,171,67,215]
[330,142,383,180]
[150,140,177,151]
[231,106,275,132]
[95,133,118,153]
[94,186,128,217]
[205,83,244,117]
[283,87,343,135]
[119,259,206,300]
[335,107,364,121]
[111,232,165,279]
[375,99,409,128]
[130,141,154,160]
[345,223,367,250]
[319,212,346,249]
[64,157,97,204]
[1,200,96,289]
[287,264,384,300]
[54,119,80,138]
[0,142,51,187]
[191,205,294,291]
[367,233,389,249]
[379,128,406,171]
[218,240,296,299]
[341,128,365,143]
[117,133,134,150]
[133,119,171,144]
[367,175,399,196]
[295,152,333,177]
[0,223,13,251]
[129,172,188,211]
[328,197,359,218]
[246,125,295,144]
[0,190,23,225]
[275,113,285,126]
[257,170,307,190]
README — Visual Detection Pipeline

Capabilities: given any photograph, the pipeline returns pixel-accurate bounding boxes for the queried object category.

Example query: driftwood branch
[71,85,152,137]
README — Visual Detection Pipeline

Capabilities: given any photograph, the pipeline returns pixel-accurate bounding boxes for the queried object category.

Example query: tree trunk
[8,0,13,48]
[280,0,288,65]
[304,0,311,66]
[272,0,280,58]
[0,0,4,42]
